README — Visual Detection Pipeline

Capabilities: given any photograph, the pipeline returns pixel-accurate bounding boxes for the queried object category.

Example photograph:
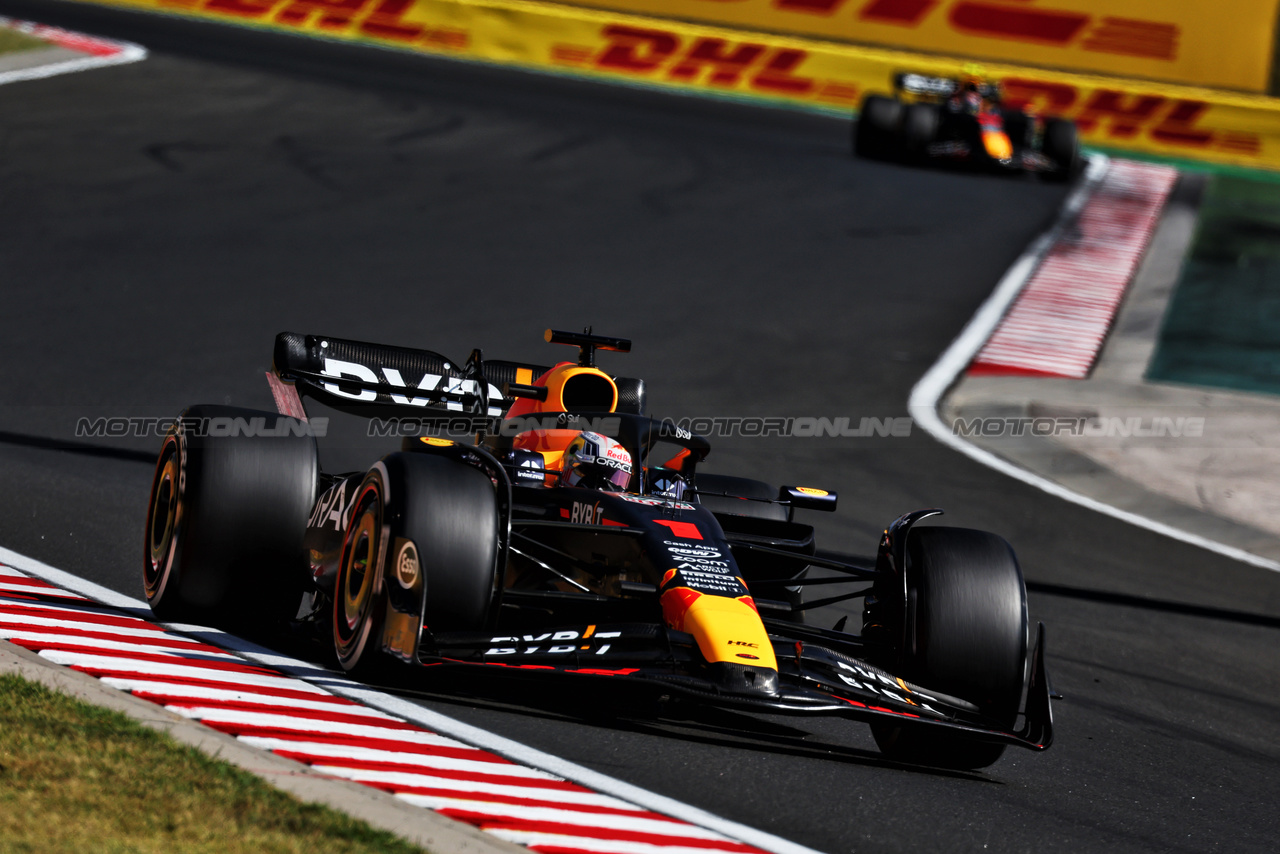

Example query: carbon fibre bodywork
[164,329,1053,763]
[855,72,1078,180]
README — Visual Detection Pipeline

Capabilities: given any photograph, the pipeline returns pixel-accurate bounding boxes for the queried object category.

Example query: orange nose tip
[983,130,1013,161]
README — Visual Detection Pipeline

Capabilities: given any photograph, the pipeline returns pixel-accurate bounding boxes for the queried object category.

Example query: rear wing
[894,73,957,99]
[893,73,1000,101]
[270,331,645,419]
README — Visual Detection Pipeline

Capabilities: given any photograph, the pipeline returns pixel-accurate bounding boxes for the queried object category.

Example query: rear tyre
[333,452,499,675]
[1042,117,1080,182]
[854,96,902,160]
[1001,109,1032,148]
[902,104,940,161]
[143,405,318,625]
[870,526,1028,770]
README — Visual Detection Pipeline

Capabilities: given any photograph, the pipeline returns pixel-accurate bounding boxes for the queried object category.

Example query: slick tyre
[403,453,500,633]
[871,526,1028,770]
[333,452,500,675]
[1001,109,1032,149]
[854,96,902,160]
[1042,117,1080,182]
[144,405,318,625]
[902,103,940,161]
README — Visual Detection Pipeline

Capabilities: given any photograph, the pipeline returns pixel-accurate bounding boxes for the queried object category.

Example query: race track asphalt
[0,3,1277,851]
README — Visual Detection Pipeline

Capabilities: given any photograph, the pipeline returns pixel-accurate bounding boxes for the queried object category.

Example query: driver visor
[607,463,632,491]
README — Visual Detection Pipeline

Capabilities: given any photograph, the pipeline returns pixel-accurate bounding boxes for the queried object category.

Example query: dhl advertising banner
[557,0,1279,94]
[67,0,1280,171]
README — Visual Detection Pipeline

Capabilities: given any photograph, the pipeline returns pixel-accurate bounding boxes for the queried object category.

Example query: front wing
[923,141,1057,174]
[415,620,1054,753]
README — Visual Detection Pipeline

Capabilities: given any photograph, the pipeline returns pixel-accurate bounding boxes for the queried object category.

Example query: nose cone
[661,580,780,697]
[983,130,1014,162]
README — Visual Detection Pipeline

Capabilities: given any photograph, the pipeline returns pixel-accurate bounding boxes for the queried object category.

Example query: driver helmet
[959,76,983,109]
[562,431,633,491]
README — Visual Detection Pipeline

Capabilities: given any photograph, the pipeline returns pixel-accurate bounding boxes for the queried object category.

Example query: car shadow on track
[1027,581,1280,628]
[363,668,998,783]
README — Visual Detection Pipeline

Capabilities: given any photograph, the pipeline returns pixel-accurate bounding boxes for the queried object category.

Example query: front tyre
[854,95,903,160]
[902,103,940,161]
[333,452,500,675]
[144,405,318,625]
[1042,117,1080,182]
[871,526,1028,770]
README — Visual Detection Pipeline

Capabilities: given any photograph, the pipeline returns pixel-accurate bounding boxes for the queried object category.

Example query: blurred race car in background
[855,72,1080,181]
[143,327,1053,770]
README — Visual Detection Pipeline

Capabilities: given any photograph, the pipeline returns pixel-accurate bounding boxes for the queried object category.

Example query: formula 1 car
[143,328,1053,770]
[855,72,1080,181]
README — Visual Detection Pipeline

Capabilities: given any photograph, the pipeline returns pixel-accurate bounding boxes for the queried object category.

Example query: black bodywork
[855,72,1079,179]
[266,330,1053,757]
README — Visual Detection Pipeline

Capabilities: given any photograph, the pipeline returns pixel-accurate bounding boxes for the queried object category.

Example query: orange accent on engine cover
[505,363,618,418]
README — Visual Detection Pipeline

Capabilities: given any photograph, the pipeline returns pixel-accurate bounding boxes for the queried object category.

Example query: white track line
[907,156,1280,575]
[0,48,146,85]
[0,17,146,86]
[0,545,824,854]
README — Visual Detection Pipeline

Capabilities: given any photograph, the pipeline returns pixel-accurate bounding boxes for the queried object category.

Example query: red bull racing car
[855,72,1080,181]
[143,328,1053,770]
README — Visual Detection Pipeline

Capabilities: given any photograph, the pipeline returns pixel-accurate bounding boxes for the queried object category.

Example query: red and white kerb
[969,160,1178,379]
[0,564,768,854]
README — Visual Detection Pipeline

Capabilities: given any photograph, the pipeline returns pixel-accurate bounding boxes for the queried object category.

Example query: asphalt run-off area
[0,2,1277,852]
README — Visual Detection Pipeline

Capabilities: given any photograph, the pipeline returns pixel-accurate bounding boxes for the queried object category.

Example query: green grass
[0,673,429,854]
[0,27,49,57]
[1147,174,1280,395]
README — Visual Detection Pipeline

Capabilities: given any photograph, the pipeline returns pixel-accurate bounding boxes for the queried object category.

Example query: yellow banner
[558,0,1279,94]
[70,0,1280,170]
